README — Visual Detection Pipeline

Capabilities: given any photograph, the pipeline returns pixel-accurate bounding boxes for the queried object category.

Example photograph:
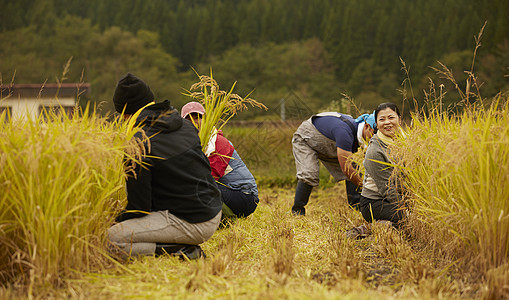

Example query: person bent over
[108,73,222,259]
[292,111,376,215]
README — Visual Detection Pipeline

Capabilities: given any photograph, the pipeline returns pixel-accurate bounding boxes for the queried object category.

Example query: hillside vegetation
[1,0,508,115]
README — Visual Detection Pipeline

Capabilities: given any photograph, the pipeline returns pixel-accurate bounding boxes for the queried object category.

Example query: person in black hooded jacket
[108,73,222,259]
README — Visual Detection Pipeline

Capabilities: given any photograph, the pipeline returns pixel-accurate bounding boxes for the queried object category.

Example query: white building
[0,83,90,121]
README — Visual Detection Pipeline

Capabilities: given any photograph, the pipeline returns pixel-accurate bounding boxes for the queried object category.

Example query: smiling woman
[375,103,402,139]
[359,103,405,227]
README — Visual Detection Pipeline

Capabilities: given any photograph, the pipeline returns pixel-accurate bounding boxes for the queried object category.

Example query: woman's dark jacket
[116,101,222,223]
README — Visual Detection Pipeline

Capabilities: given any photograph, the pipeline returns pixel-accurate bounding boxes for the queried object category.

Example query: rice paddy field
[0,95,508,299]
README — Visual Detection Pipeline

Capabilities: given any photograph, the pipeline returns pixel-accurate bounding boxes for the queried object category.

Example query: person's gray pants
[292,118,347,186]
[108,210,221,257]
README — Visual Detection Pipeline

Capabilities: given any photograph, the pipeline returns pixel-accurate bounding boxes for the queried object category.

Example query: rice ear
[183,72,267,152]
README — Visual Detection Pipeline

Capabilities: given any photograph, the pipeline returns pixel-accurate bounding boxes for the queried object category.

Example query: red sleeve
[209,131,234,180]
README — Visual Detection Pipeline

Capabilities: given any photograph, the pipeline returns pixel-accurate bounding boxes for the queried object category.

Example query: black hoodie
[116,100,222,223]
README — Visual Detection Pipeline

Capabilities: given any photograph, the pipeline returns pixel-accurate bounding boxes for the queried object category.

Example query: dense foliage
[0,0,508,116]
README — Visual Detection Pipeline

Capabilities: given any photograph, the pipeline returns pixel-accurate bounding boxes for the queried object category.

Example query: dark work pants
[345,180,361,211]
[360,195,403,226]
[293,180,360,215]
[218,185,259,218]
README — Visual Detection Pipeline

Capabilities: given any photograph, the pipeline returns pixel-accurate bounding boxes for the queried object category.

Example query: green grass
[222,122,336,189]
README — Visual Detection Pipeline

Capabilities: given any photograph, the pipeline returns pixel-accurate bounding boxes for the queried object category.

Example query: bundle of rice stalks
[184,72,267,151]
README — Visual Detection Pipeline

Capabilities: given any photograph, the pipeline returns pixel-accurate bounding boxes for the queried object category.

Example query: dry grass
[9,184,489,299]
[1,135,504,299]
[0,104,138,296]
[390,97,509,299]
[2,100,505,299]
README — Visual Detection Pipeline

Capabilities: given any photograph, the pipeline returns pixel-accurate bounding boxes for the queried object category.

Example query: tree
[195,38,338,117]
[478,40,509,97]
[86,26,180,111]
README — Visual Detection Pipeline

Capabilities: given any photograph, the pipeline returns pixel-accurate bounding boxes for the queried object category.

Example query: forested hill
[1,0,508,117]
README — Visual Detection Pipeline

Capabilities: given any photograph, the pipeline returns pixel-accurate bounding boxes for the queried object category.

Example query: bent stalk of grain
[183,71,267,152]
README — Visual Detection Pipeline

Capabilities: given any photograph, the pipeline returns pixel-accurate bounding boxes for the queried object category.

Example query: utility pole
[279,97,286,121]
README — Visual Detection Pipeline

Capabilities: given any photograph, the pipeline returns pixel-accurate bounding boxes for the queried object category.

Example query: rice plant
[0,103,133,292]
[392,23,509,280]
[394,97,509,274]
[183,71,267,152]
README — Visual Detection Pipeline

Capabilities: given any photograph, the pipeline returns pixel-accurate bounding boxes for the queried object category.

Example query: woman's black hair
[374,102,401,122]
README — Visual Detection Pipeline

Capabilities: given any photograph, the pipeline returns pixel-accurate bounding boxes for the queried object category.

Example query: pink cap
[181,101,205,119]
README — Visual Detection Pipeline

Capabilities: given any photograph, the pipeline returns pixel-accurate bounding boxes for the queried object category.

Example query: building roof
[0,83,91,99]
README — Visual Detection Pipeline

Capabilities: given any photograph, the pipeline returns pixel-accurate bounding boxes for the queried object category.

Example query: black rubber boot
[345,180,361,211]
[155,244,206,260]
[292,181,313,216]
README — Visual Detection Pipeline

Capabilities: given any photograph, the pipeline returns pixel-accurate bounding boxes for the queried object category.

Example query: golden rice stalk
[184,72,267,151]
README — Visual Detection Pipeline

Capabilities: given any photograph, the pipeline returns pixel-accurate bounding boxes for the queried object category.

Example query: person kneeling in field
[108,73,222,259]
[347,102,405,239]
[181,101,259,224]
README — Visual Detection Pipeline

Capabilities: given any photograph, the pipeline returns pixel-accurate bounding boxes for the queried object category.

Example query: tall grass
[393,23,509,288]
[394,98,509,275]
[0,105,131,292]
[222,122,297,186]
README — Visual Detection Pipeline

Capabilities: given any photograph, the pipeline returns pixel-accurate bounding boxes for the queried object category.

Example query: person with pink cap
[181,101,259,223]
